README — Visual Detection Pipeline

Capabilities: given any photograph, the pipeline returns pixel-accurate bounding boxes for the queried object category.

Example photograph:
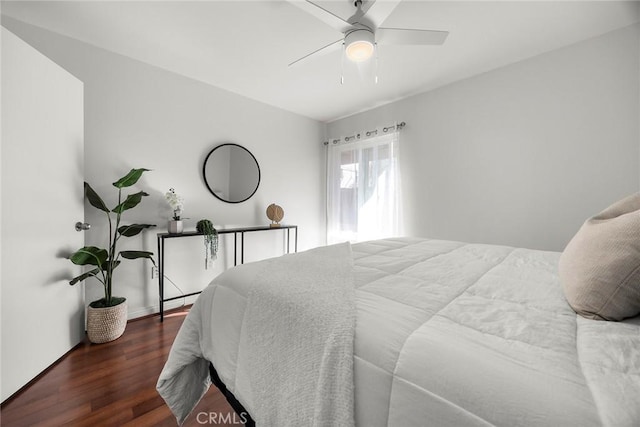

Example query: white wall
[328,24,640,252]
[1,27,85,401]
[2,16,325,319]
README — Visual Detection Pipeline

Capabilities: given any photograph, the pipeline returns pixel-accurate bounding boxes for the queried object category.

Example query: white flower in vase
[165,188,185,234]
[165,188,184,220]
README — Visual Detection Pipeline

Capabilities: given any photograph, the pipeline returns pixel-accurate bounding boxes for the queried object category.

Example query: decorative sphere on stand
[266,203,284,227]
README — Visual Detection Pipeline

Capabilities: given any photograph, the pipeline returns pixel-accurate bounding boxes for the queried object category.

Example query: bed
[157,234,640,427]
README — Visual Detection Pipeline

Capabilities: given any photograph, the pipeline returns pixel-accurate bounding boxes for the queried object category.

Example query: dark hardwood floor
[1,307,241,426]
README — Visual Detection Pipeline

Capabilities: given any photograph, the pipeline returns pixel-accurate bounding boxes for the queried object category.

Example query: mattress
[158,237,640,426]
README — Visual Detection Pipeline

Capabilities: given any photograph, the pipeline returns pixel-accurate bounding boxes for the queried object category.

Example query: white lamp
[344,29,375,62]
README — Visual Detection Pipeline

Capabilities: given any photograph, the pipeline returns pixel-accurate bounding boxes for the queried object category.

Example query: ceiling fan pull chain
[374,42,379,84]
[341,42,346,85]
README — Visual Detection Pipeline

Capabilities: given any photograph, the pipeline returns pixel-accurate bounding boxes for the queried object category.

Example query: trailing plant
[196,219,218,269]
[69,168,156,308]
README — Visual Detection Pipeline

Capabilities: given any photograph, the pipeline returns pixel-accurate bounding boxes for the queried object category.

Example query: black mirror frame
[202,143,261,204]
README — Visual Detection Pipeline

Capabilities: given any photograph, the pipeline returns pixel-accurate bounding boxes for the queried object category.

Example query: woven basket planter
[87,300,128,344]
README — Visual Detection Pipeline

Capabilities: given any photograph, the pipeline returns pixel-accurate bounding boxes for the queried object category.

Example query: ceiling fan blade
[362,0,401,28]
[376,28,449,45]
[288,39,343,67]
[287,0,353,33]
[359,0,375,16]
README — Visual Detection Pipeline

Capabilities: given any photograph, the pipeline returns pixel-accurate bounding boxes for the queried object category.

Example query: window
[326,132,401,244]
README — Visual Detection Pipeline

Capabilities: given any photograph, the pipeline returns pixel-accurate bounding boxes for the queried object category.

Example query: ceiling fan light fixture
[345,29,375,62]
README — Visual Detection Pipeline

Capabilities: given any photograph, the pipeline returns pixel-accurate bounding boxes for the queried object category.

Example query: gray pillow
[559,193,640,321]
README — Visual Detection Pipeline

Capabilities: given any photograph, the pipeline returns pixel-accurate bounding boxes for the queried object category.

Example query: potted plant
[196,219,219,269]
[165,188,184,234]
[69,168,156,343]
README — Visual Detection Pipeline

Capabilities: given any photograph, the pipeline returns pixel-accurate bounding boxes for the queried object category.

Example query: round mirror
[203,143,261,203]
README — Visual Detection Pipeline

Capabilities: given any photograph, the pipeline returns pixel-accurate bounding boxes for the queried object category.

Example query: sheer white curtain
[326,131,401,244]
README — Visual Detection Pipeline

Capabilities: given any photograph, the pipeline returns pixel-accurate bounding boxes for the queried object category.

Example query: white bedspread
[352,238,640,427]
[157,242,355,426]
[158,237,640,426]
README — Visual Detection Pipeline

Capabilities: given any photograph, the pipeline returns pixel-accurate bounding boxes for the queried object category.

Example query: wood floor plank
[0,307,239,426]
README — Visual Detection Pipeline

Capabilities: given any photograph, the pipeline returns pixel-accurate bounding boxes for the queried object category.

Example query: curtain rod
[323,121,406,146]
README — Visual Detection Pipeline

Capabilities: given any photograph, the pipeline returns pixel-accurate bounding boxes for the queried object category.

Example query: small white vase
[168,220,183,234]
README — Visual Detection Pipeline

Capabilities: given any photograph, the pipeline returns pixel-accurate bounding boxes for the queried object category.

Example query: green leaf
[112,168,150,188]
[112,191,149,214]
[101,260,121,271]
[70,247,108,267]
[69,268,101,285]
[84,182,109,213]
[120,250,156,266]
[118,223,156,237]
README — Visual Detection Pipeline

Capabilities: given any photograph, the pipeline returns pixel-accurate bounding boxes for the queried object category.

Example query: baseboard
[127,295,200,320]
[2,302,197,406]
[0,340,85,407]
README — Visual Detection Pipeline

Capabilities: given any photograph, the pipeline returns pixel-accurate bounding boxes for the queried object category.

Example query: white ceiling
[2,1,639,122]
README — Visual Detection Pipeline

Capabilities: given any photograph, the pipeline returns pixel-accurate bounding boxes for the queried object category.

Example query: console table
[157,225,298,321]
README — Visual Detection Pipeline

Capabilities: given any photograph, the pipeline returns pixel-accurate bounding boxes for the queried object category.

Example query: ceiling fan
[287,0,449,67]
